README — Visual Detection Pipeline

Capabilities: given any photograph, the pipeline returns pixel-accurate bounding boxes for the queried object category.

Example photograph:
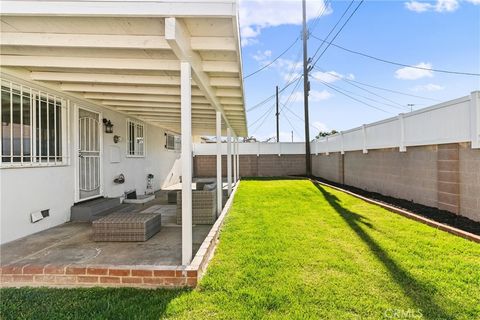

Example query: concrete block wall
[343,146,438,208]
[193,154,305,178]
[312,143,480,222]
[312,153,344,184]
[459,143,480,221]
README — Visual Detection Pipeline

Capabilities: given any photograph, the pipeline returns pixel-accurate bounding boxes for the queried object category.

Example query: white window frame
[1,79,68,168]
[165,132,181,152]
[126,118,146,157]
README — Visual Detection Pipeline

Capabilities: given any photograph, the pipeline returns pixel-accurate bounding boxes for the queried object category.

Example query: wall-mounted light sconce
[102,118,114,134]
[113,135,122,143]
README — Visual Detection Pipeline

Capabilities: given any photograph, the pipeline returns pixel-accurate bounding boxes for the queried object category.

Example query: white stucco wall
[0,71,181,244]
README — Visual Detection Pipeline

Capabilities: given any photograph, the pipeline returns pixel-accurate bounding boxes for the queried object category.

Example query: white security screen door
[78,108,101,201]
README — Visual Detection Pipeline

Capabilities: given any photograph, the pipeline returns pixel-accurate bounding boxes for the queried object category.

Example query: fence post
[326,136,329,156]
[278,142,281,156]
[398,113,406,152]
[257,141,260,156]
[470,91,480,149]
[362,124,368,154]
[340,132,345,155]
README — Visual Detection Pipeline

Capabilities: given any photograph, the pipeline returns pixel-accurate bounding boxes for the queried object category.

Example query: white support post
[180,62,192,266]
[237,139,240,179]
[362,124,368,154]
[233,137,237,184]
[470,91,480,149]
[227,128,232,196]
[326,136,329,156]
[398,113,407,152]
[340,132,345,155]
[216,112,222,214]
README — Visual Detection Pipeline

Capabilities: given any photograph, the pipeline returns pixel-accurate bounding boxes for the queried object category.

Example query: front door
[77,107,102,201]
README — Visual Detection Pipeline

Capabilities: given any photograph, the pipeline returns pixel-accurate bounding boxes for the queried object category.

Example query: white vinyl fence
[194,91,480,155]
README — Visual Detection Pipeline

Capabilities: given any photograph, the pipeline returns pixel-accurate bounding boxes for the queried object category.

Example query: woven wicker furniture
[176,187,217,225]
[93,212,162,242]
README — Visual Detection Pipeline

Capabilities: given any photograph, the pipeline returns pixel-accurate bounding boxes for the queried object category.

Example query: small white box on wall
[110,146,121,163]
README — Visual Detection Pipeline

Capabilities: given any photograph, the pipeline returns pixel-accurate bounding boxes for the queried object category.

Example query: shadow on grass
[0,287,189,320]
[313,182,453,320]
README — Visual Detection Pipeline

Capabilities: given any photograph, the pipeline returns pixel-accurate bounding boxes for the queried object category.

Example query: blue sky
[239,0,480,141]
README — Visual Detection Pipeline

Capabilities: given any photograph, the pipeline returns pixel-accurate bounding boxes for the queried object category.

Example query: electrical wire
[310,0,364,69]
[247,75,302,112]
[313,66,411,110]
[310,35,480,77]
[312,66,441,101]
[311,74,393,114]
[243,38,299,79]
[310,0,355,63]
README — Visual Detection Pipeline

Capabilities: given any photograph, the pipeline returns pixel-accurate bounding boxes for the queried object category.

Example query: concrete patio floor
[0,191,211,268]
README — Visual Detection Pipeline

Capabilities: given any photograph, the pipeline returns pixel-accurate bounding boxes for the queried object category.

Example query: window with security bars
[126,119,145,157]
[1,80,66,167]
[165,133,181,151]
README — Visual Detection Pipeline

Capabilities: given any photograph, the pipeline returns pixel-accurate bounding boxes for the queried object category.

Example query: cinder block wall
[193,154,305,178]
[343,146,438,208]
[312,153,344,184]
[459,143,480,221]
[312,143,479,222]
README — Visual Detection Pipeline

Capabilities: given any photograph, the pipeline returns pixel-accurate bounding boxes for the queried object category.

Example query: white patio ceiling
[0,0,248,136]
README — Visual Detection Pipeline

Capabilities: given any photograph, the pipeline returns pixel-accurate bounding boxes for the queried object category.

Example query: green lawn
[2,179,479,319]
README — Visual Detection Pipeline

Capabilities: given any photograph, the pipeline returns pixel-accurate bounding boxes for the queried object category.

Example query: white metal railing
[194,91,480,156]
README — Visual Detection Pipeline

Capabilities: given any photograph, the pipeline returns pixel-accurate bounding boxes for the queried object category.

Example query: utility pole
[302,0,312,176]
[276,85,279,142]
[291,131,293,142]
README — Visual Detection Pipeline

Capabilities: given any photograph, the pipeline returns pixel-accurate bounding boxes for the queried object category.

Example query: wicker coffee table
[93,212,161,242]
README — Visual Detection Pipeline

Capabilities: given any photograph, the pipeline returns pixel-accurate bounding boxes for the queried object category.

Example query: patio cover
[0,0,248,137]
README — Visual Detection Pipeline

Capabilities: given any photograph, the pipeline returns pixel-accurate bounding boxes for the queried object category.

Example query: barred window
[126,119,145,157]
[1,80,66,167]
[165,133,181,151]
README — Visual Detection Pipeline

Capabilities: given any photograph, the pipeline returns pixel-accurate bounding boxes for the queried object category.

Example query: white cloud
[239,0,331,46]
[311,70,355,83]
[310,90,333,101]
[405,0,459,13]
[252,50,272,62]
[466,0,480,4]
[411,83,445,92]
[291,89,332,103]
[394,62,433,80]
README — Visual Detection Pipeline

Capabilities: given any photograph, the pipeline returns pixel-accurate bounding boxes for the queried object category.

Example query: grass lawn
[1,179,479,319]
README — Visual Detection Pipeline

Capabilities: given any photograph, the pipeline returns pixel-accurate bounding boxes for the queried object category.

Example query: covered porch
[0,0,246,287]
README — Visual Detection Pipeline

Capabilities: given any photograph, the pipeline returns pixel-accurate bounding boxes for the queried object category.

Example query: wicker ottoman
[93,212,161,242]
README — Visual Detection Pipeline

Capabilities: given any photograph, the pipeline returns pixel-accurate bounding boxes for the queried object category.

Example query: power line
[312,75,393,114]
[313,66,412,110]
[310,0,364,69]
[248,103,275,128]
[314,76,408,112]
[310,0,355,63]
[309,0,331,33]
[312,66,441,102]
[283,104,325,133]
[243,38,299,79]
[310,35,480,77]
[247,75,302,112]
[251,105,275,136]
[281,112,303,140]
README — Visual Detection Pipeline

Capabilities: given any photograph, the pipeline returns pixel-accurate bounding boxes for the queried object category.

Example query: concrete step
[70,197,121,222]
